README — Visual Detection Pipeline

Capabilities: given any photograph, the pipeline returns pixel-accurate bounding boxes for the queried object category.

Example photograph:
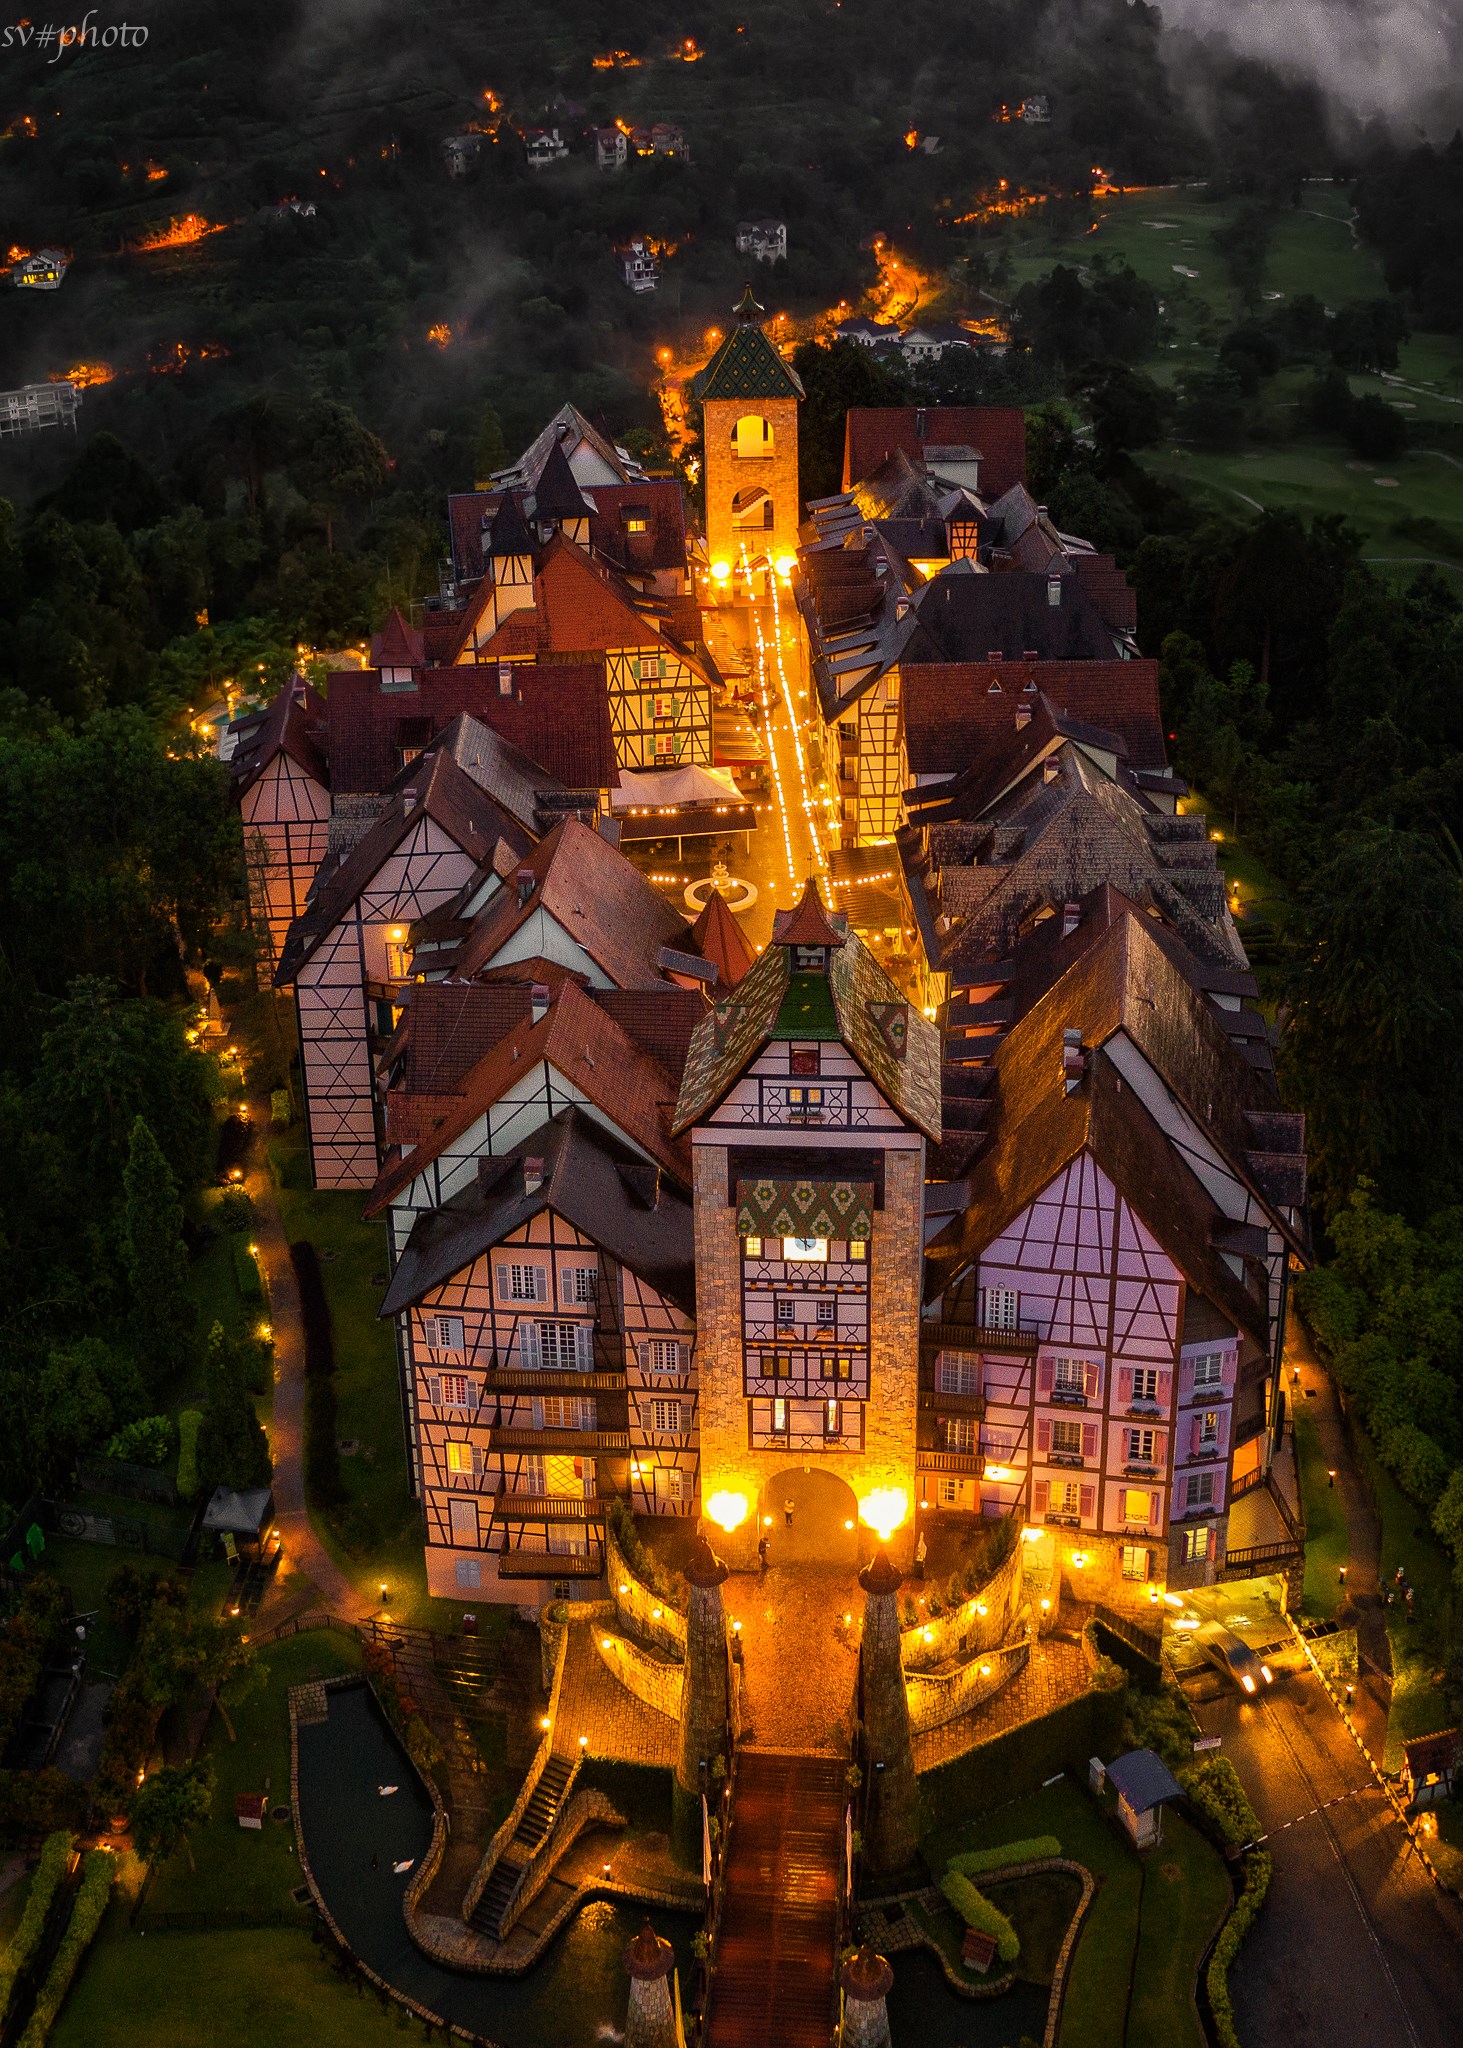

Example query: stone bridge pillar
[678,1535,730,1796]
[624,1918,678,2048]
[859,1549,919,1876]
[841,1942,895,2048]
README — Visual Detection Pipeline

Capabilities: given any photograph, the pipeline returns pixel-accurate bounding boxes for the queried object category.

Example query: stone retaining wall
[606,1523,688,1658]
[464,1622,571,1924]
[904,1636,1031,1734]
[594,1627,686,1723]
[900,1537,1025,1670]
[498,1788,624,1940]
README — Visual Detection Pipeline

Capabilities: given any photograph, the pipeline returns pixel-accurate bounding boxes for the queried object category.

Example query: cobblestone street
[555,1622,679,1767]
[723,1564,861,1755]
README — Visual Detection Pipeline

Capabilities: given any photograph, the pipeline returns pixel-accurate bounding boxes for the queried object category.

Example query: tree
[1213,204,1274,309]
[122,1116,194,1390]
[290,401,391,551]
[1173,368,1247,451]
[25,1344,113,1486]
[473,402,508,486]
[789,339,910,502]
[1069,360,1168,469]
[196,1322,272,1494]
[1346,393,1407,464]
[130,1760,214,1871]
[147,1604,265,1742]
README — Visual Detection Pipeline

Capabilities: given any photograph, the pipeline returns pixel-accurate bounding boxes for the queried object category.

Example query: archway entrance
[755,1467,859,1568]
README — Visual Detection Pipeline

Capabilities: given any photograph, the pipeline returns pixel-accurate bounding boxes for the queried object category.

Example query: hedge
[17,1848,114,2048]
[290,1240,345,1509]
[918,1680,1125,1823]
[0,1772,88,1836]
[1183,1757,1260,1850]
[0,1832,74,2028]
[232,1236,264,1303]
[0,1578,67,1757]
[948,1835,1062,1877]
[1206,1849,1272,2048]
[176,1409,203,1501]
[290,1241,335,1378]
[939,1869,1020,1964]
[270,1088,292,1128]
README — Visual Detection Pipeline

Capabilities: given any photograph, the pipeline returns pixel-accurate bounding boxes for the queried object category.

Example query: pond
[887,1948,1050,2048]
[296,1682,697,2048]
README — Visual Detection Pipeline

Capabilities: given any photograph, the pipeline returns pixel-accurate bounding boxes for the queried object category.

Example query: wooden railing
[462,1623,570,1926]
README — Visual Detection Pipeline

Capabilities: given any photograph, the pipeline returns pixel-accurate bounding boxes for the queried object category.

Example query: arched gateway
[756,1467,859,1567]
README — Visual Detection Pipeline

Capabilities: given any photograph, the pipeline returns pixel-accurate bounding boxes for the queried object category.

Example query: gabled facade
[229,678,331,968]
[382,1109,698,1601]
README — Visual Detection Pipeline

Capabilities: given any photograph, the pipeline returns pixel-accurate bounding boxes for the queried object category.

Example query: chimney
[1061,1026,1086,1093]
[914,406,927,439]
[1036,504,1049,518]
[987,648,1004,663]
[523,1155,544,1194]
[1047,573,1063,608]
[516,865,535,907]
[1062,901,1080,937]
[530,982,550,1024]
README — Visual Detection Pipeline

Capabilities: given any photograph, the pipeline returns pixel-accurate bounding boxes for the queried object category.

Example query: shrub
[0,1770,88,1834]
[17,1847,115,2048]
[176,1409,203,1500]
[1206,1849,1272,2048]
[948,1835,1061,1876]
[1182,1756,1260,1850]
[0,1577,67,1757]
[214,1187,254,1233]
[94,1575,191,1812]
[939,1869,1020,1964]
[0,1832,74,2028]
[270,1088,292,1128]
[290,1241,334,1378]
[918,1686,1124,1825]
[232,1236,264,1303]
[405,1714,445,1776]
[1293,1267,1361,1357]
[104,1414,176,1467]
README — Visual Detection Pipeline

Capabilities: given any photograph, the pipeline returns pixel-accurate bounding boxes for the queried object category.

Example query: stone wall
[900,1534,1024,1670]
[594,1629,686,1725]
[904,1636,1032,1735]
[606,1523,688,1658]
[690,1138,924,1570]
[702,393,802,570]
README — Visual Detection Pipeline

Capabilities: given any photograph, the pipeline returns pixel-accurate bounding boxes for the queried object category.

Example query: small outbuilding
[1105,1747,1184,1849]
[203,1486,277,1564]
[1402,1729,1458,1809]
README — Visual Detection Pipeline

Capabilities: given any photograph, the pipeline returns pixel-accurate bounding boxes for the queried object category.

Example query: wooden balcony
[489,1428,630,1454]
[485,1369,627,1395]
[495,1546,604,1579]
[919,1320,1039,1355]
[488,1493,607,1523]
[915,1449,984,1477]
[918,1387,984,1418]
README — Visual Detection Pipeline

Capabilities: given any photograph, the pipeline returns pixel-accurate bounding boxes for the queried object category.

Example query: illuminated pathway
[741,550,826,910]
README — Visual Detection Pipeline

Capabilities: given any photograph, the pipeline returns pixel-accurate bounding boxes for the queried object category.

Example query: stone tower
[623,1918,679,2048]
[677,1535,730,1795]
[696,284,805,578]
[858,1549,919,1876]
[841,1943,895,2048]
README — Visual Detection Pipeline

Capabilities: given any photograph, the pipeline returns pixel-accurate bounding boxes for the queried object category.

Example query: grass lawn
[1124,1811,1230,2048]
[1293,1404,1348,1620]
[143,1631,364,1922]
[1429,1799,1463,1891]
[50,1922,416,2048]
[920,1773,1230,2048]
[1349,1428,1456,1769]
[983,1867,1084,1986]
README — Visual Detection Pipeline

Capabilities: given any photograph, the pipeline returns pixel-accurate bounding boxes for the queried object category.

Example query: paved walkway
[911,1636,1090,1774]
[723,1564,859,1755]
[554,1622,679,1767]
[237,1056,374,1627]
[1287,1317,1391,1758]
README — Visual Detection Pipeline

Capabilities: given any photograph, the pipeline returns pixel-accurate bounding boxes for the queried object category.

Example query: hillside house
[617,239,659,292]
[736,219,787,264]
[524,127,569,168]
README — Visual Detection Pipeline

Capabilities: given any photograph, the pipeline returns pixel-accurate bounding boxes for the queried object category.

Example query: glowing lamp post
[703,1491,748,1533]
[858,1489,908,1543]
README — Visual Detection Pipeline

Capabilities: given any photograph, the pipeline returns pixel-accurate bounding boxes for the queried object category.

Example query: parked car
[1198,1622,1274,1696]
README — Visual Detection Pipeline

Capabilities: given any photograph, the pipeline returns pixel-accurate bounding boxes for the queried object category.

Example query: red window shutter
[1033,1479,1049,1512]
[1084,1361,1099,1402]
[1154,1432,1167,1466]
[1117,1367,1133,1404]
[1205,1526,1218,1561]
[1038,1358,1054,1393]
[1037,1417,1052,1452]
[1079,1483,1095,1521]
[1081,1422,1098,1461]
[1216,1410,1228,1452]
[1190,1415,1202,1456]
[1148,1494,1160,1527]
[1178,1356,1192,1398]
[1221,1349,1237,1390]
[1157,1371,1172,1406]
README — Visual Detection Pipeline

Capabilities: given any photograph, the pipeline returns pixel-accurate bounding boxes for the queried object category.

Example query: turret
[677,1534,730,1796]
[840,1943,895,2048]
[858,1549,918,1875]
[623,1918,679,2048]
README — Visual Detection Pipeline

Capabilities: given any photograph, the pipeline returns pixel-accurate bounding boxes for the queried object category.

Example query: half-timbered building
[228,676,331,968]
[381,1107,697,1600]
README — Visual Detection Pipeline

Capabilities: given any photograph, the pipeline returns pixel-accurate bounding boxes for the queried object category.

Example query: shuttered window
[564,1265,598,1305]
[641,1338,682,1373]
[427,1314,465,1353]
[438,1374,472,1410]
[499,1263,547,1303]
[650,1398,682,1434]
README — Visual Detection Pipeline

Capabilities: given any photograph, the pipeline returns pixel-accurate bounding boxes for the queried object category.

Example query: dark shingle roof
[532,439,593,523]
[380,1106,696,1318]
[903,568,1116,665]
[323,665,615,795]
[904,659,1166,777]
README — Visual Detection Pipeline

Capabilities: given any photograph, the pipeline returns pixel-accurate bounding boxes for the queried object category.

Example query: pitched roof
[487,489,535,557]
[228,675,329,798]
[274,747,522,986]
[772,878,846,948]
[689,889,756,989]
[380,1106,696,1318]
[370,607,425,670]
[366,976,688,1213]
[447,478,691,591]
[1105,1750,1183,1813]
[591,986,705,1081]
[444,817,694,991]
[532,439,593,522]
[494,403,646,492]
[902,566,1118,665]
[672,920,942,1140]
[924,909,1305,1339]
[842,406,1027,498]
[323,665,615,795]
[392,980,534,1094]
[695,317,805,405]
[904,658,1166,777]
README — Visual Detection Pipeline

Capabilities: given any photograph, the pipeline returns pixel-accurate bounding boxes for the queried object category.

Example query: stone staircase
[467,1751,578,1939]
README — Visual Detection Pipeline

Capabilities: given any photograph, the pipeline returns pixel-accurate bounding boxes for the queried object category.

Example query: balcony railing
[488,1428,630,1453]
[485,1369,627,1395]
[731,1078,876,1129]
[496,1545,604,1579]
[915,1449,983,1476]
[488,1493,607,1523]
[920,1320,1040,1355]
[919,1388,985,1418]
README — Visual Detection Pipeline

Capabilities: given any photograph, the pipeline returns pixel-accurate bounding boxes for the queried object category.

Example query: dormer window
[794,944,828,972]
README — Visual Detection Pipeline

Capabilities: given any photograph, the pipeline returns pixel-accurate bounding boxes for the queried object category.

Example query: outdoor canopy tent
[610,763,745,811]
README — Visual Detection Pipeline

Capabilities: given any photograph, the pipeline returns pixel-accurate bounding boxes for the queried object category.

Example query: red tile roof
[370,607,425,670]
[689,889,756,988]
[904,660,1165,777]
[366,976,688,1213]
[447,477,690,586]
[323,664,615,793]
[590,986,706,1081]
[842,406,1027,499]
[771,878,846,949]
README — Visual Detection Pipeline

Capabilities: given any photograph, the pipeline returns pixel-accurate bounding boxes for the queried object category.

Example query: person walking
[914,1532,927,1581]
[758,1534,770,1573]
[784,1497,794,1529]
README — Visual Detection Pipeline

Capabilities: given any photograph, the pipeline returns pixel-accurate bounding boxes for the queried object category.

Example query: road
[1194,1666,1463,2048]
